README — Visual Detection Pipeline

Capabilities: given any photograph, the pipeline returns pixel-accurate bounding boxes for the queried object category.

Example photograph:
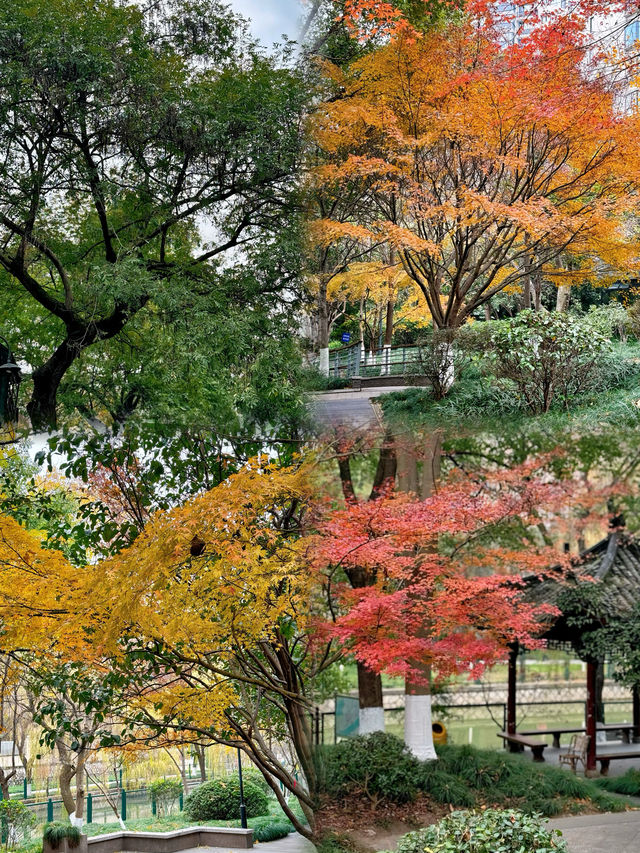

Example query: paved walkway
[310,387,407,431]
[549,811,640,852]
[179,833,316,853]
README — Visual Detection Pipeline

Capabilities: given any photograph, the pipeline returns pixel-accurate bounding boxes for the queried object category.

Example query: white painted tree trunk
[556,285,571,312]
[359,706,385,734]
[318,347,329,377]
[437,341,454,393]
[404,693,437,761]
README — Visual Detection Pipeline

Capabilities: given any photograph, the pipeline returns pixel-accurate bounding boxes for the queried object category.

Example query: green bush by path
[317,731,420,805]
[318,736,628,816]
[393,809,568,853]
[249,816,294,841]
[184,779,269,821]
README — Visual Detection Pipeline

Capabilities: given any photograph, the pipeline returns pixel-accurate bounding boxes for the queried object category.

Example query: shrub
[148,779,183,816]
[394,809,568,853]
[0,801,36,849]
[597,768,640,796]
[240,769,272,794]
[248,817,293,842]
[42,822,80,850]
[317,732,420,806]
[415,768,476,808]
[419,745,597,816]
[183,779,269,821]
[489,310,611,413]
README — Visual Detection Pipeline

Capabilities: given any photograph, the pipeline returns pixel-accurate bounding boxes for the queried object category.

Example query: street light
[237,747,247,829]
[0,335,21,430]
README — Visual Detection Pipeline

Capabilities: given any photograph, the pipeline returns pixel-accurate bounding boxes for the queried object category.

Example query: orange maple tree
[313,4,640,332]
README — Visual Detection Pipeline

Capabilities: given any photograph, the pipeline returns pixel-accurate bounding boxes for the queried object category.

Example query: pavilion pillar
[586,659,597,775]
[507,642,518,739]
[633,685,640,743]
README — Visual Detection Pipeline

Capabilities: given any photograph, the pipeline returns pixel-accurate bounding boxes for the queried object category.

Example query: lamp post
[0,335,21,431]
[237,747,247,828]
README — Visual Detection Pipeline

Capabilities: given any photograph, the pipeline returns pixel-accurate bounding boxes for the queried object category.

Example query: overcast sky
[229,0,303,46]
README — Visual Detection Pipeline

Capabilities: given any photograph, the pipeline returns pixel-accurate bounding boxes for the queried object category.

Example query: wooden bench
[518,723,636,749]
[497,732,547,761]
[596,751,640,775]
[518,727,584,749]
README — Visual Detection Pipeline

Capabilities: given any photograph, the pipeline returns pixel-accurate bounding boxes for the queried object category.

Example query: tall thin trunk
[195,745,207,782]
[403,434,442,760]
[556,284,571,312]
[317,278,330,376]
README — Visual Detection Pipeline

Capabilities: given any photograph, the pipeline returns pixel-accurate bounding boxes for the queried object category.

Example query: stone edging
[44,826,254,853]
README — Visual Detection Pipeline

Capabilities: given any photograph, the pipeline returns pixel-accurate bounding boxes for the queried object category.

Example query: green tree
[0,0,305,429]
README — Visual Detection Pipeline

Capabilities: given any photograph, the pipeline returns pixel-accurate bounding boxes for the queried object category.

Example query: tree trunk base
[404,693,437,760]
[359,706,385,734]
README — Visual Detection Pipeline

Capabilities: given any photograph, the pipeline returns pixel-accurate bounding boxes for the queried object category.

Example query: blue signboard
[341,332,351,343]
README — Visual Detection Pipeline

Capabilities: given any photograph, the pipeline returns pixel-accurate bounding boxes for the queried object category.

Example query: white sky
[229,0,303,46]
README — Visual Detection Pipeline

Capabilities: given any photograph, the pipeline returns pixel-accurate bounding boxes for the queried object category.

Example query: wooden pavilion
[508,524,640,773]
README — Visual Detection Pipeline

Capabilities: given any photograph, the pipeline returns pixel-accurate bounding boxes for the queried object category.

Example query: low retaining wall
[349,375,429,389]
[84,826,253,853]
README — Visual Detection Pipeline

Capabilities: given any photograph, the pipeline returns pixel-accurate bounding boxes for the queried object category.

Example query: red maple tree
[310,456,591,683]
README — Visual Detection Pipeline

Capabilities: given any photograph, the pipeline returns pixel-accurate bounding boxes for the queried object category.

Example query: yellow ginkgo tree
[0,457,327,836]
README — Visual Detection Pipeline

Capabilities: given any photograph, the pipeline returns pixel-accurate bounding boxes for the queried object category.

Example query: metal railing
[318,698,635,748]
[328,343,423,378]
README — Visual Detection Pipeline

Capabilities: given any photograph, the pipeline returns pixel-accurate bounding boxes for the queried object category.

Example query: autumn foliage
[310,456,590,684]
[313,2,640,329]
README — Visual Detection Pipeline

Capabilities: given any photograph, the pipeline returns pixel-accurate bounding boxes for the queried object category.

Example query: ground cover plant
[596,769,640,796]
[393,809,568,853]
[42,823,81,850]
[317,735,627,817]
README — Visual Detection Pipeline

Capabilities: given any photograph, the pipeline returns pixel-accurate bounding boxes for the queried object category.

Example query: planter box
[86,826,253,853]
[44,835,89,853]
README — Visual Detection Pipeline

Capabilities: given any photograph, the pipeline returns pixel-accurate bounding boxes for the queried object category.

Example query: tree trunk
[556,284,571,312]
[357,663,385,734]
[194,745,207,781]
[0,767,16,800]
[404,680,437,760]
[317,279,330,376]
[27,335,86,430]
[59,763,77,817]
[403,434,441,760]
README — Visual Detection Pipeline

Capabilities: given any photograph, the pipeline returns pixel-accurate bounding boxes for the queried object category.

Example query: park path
[179,832,317,853]
[549,810,640,852]
[310,386,408,431]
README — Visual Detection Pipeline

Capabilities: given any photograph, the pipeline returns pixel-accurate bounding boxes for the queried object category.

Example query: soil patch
[316,794,447,852]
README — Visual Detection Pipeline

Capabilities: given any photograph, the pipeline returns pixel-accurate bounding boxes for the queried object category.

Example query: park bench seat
[497,731,547,761]
[518,723,636,749]
[596,751,640,775]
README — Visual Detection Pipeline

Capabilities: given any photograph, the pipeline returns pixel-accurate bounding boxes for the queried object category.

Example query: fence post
[0,787,6,846]
[179,792,184,812]
[87,794,93,824]
[121,789,127,822]
[152,795,156,817]
[47,799,54,822]
[23,778,27,799]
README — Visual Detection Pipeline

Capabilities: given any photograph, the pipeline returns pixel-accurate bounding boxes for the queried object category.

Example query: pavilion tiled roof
[525,529,640,643]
